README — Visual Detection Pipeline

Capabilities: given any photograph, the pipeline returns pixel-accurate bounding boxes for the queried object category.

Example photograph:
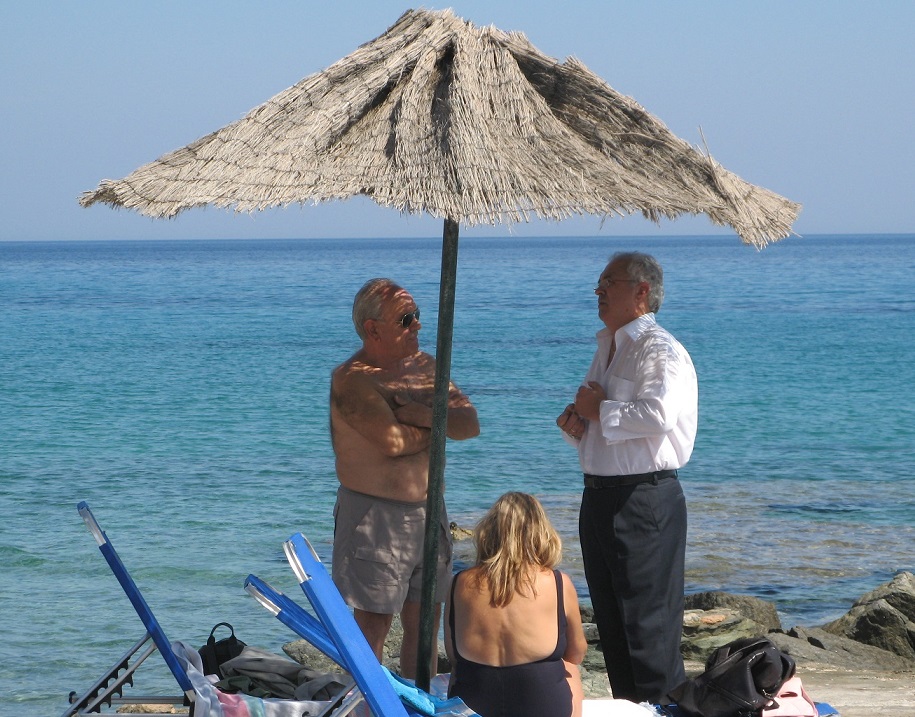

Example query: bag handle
[207,622,236,643]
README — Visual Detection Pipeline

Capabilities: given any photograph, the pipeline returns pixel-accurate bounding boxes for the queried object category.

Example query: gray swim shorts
[331,485,453,614]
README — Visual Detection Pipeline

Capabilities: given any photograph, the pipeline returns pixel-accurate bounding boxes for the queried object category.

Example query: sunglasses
[399,309,421,328]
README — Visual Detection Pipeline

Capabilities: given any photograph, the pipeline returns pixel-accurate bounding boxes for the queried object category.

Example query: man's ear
[364,318,378,340]
[635,281,652,310]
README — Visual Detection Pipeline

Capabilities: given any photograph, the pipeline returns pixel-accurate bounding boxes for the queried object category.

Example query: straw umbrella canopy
[81,8,798,242]
[81,7,800,687]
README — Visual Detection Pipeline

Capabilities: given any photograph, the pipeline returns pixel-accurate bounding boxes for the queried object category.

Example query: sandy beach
[577,660,915,716]
[770,664,915,717]
[582,661,915,716]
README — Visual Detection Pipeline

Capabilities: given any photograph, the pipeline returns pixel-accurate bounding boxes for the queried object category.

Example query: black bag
[198,622,247,679]
[670,636,796,717]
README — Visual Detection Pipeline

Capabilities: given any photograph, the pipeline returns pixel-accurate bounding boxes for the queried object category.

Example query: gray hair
[611,251,665,313]
[352,278,402,339]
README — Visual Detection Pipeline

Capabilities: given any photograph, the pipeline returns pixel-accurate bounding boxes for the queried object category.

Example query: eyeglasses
[399,309,421,328]
[594,277,639,292]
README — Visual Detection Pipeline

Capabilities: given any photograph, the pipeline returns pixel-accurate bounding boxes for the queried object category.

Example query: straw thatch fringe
[80,8,800,247]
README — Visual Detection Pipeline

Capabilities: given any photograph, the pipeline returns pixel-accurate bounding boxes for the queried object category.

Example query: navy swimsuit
[448,570,572,717]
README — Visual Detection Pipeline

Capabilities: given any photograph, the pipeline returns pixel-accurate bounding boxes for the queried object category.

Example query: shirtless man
[330,278,479,679]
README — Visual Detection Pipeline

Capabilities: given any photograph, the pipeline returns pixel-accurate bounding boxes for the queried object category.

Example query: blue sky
[3,1,913,241]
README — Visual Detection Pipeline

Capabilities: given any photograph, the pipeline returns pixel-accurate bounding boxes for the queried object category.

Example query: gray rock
[769,626,915,671]
[553,602,604,695]
[566,620,612,698]
[579,616,612,693]
[582,622,601,644]
[578,665,611,699]
[684,591,782,632]
[580,631,607,673]
[676,592,784,662]
[821,598,915,661]
[282,638,347,675]
[853,571,915,621]
[679,608,769,661]
[818,572,915,662]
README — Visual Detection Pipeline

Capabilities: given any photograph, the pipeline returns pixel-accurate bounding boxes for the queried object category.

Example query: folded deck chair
[246,533,477,717]
[64,502,345,717]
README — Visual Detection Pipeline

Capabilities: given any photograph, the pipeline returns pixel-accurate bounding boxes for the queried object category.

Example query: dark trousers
[579,476,687,702]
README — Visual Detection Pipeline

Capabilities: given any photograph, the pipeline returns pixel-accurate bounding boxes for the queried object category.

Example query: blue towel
[383,668,479,717]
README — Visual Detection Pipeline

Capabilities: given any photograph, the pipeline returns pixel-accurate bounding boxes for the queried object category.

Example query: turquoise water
[2,234,914,714]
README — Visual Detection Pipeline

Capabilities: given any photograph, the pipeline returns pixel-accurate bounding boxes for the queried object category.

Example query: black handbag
[198,622,247,678]
[670,636,796,717]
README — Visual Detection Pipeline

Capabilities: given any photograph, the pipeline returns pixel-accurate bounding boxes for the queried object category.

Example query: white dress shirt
[568,313,698,476]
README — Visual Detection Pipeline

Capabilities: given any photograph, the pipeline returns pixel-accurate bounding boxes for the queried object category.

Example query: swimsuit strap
[551,569,567,660]
[448,570,464,660]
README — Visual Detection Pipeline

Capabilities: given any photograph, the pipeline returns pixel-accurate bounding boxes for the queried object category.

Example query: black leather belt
[583,469,678,488]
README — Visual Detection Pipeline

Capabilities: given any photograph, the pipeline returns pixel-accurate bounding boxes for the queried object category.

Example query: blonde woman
[445,492,587,717]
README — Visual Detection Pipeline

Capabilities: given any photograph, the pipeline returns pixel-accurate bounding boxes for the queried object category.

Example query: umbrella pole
[416,217,459,691]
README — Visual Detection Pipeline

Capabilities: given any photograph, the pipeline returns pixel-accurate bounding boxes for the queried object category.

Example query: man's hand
[574,381,606,421]
[393,391,480,440]
[393,392,433,429]
[557,403,587,439]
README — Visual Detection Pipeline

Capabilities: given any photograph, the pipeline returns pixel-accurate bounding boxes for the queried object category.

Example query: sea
[2,233,914,715]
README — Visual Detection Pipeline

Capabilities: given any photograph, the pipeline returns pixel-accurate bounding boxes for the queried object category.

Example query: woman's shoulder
[555,570,578,592]
[453,566,486,593]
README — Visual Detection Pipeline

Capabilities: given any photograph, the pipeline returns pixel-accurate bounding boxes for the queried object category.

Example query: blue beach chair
[246,532,477,717]
[64,502,346,717]
[62,502,197,716]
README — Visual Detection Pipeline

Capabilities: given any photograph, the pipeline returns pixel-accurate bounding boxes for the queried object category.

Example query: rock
[582,621,601,644]
[586,593,779,681]
[684,591,782,632]
[579,616,615,698]
[677,592,783,661]
[680,608,770,661]
[855,571,915,620]
[578,665,611,699]
[768,626,915,671]
[283,639,349,675]
[819,572,915,661]
[450,522,473,541]
[571,621,612,698]
[579,610,608,688]
[821,598,915,661]
[580,630,607,673]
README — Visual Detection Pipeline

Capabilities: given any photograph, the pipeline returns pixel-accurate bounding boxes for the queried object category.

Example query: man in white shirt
[556,252,698,703]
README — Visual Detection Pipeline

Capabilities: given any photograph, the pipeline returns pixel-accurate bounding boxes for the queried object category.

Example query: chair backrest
[77,501,196,702]
[244,574,346,667]
[283,533,410,717]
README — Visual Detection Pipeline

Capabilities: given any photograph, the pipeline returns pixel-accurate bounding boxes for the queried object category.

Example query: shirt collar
[597,312,657,346]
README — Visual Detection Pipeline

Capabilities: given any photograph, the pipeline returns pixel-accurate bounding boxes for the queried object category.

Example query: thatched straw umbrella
[81,7,800,686]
